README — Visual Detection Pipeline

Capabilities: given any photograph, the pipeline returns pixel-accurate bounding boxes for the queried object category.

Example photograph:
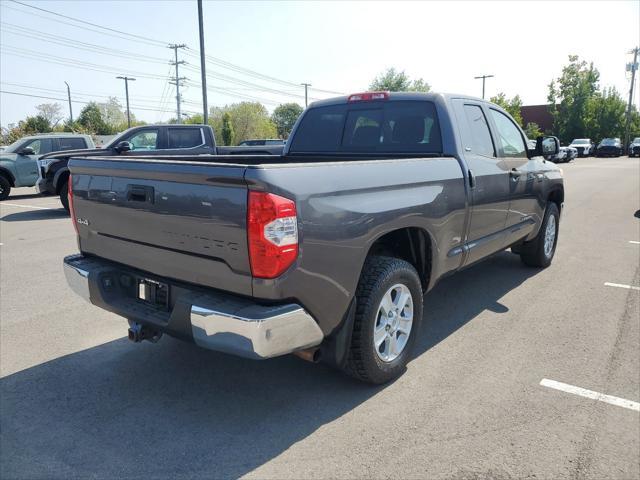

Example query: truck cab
[0,133,94,200]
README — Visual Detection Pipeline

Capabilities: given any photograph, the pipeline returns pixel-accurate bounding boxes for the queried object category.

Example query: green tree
[369,68,430,92]
[585,87,628,141]
[226,102,277,144]
[221,112,235,146]
[3,125,26,144]
[489,92,524,126]
[77,102,112,135]
[524,122,543,140]
[22,115,52,134]
[271,103,303,138]
[547,55,600,143]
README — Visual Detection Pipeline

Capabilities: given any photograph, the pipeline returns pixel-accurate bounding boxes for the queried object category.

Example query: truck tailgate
[69,157,252,296]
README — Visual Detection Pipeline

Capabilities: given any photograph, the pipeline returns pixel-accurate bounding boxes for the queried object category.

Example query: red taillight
[247,191,298,279]
[347,91,389,102]
[68,174,78,234]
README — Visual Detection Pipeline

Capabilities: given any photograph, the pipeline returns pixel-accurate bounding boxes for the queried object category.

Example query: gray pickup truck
[38,124,283,210]
[63,92,563,384]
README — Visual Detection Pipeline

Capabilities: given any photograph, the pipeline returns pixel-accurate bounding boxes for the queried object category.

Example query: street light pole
[301,83,311,107]
[624,47,639,152]
[64,81,73,123]
[474,74,494,99]
[116,76,136,128]
[197,0,209,124]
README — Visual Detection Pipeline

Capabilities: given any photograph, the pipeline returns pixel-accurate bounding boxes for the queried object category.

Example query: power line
[9,0,167,46]
[0,82,176,105]
[1,23,169,64]
[0,45,168,80]
[0,90,199,115]
[6,1,344,97]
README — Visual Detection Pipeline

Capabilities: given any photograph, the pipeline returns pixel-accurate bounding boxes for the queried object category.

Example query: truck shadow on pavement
[0,252,539,479]
[0,208,68,222]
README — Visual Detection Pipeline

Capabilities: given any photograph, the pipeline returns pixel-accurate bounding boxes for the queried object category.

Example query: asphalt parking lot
[1,156,638,480]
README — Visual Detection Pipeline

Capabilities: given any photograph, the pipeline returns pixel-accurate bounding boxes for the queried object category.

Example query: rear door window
[462,105,495,157]
[57,137,87,151]
[289,101,442,154]
[167,128,203,149]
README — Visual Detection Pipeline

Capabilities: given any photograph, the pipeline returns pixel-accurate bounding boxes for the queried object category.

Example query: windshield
[3,138,28,153]
[571,139,589,144]
[633,138,640,143]
[600,139,617,145]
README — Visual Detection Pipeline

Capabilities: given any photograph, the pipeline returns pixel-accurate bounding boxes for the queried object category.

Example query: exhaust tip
[293,347,321,363]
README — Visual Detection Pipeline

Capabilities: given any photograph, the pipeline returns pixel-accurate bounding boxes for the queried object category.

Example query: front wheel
[0,176,10,200]
[518,202,560,268]
[345,256,423,384]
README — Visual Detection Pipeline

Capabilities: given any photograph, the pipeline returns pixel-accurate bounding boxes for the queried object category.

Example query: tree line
[368,61,639,144]
[1,96,304,147]
[3,57,637,147]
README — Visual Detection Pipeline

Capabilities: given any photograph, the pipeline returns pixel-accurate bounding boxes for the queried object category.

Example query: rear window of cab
[289,101,442,154]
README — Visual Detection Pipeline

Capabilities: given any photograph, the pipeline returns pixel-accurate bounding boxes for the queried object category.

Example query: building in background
[521,104,554,133]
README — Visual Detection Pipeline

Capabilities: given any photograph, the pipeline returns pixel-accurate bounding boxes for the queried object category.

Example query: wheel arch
[53,167,70,194]
[547,186,564,216]
[364,226,433,292]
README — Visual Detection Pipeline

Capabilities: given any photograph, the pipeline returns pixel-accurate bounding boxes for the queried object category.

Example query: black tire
[518,202,560,268]
[59,182,70,212]
[0,175,10,201]
[345,256,423,384]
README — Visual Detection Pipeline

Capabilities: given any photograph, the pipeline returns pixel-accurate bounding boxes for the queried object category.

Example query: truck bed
[68,153,466,334]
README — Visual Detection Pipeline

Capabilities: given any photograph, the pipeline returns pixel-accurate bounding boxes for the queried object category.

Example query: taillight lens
[68,174,78,234]
[247,191,298,278]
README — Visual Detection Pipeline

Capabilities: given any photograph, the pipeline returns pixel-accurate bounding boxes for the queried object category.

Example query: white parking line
[0,203,54,210]
[604,282,640,291]
[630,241,640,245]
[540,379,640,412]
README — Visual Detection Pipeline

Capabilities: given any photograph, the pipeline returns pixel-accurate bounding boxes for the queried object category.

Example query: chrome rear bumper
[63,255,323,359]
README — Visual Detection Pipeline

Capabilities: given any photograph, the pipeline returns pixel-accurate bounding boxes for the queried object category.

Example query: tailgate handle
[127,185,154,203]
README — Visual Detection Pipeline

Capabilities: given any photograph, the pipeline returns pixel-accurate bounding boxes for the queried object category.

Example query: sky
[0,0,638,128]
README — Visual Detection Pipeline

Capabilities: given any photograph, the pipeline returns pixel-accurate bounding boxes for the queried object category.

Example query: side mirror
[19,147,35,155]
[114,141,132,153]
[534,136,559,157]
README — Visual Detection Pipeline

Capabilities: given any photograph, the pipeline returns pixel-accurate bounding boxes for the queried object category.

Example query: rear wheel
[0,176,11,201]
[345,256,423,384]
[59,182,70,212]
[518,202,560,268]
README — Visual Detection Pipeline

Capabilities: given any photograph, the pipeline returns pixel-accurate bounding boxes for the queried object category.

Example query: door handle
[126,185,154,203]
[509,168,522,180]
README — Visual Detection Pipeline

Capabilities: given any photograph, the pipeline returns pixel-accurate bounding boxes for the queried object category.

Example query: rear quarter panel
[246,157,467,334]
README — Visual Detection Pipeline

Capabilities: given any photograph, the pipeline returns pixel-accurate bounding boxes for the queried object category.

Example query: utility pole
[116,76,136,128]
[301,83,311,107]
[197,0,208,124]
[168,43,187,123]
[624,46,639,152]
[474,74,494,99]
[64,81,73,123]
